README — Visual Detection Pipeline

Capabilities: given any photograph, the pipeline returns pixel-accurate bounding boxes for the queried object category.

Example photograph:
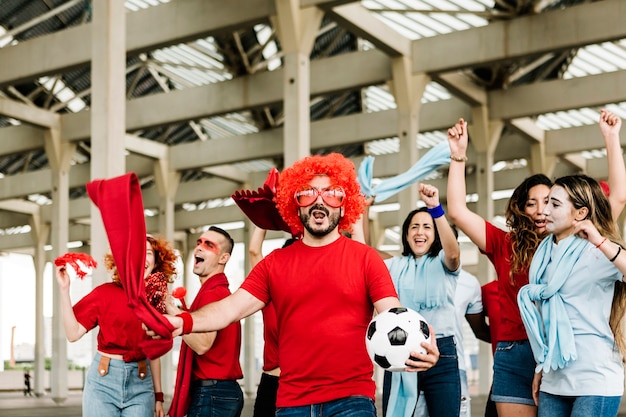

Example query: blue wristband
[427,204,445,219]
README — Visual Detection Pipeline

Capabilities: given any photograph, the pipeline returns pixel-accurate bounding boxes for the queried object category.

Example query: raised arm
[249,226,267,268]
[420,183,460,272]
[446,118,488,251]
[600,109,626,220]
[55,265,87,342]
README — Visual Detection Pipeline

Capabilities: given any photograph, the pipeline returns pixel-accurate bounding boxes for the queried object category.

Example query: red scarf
[167,276,221,417]
[86,172,173,359]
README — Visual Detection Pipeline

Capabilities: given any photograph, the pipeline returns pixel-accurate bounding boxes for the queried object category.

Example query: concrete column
[29,214,49,397]
[391,58,429,220]
[90,0,126,290]
[469,107,503,396]
[241,220,256,397]
[153,159,180,398]
[274,1,323,166]
[44,128,76,404]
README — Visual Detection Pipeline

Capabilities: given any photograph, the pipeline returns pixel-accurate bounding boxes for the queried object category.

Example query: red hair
[275,153,364,234]
[105,235,177,285]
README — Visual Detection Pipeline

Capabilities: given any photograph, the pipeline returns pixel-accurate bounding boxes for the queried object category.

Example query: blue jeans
[492,340,535,406]
[538,391,621,417]
[413,369,469,417]
[275,396,376,417]
[83,353,154,417]
[187,380,244,417]
[383,336,461,417]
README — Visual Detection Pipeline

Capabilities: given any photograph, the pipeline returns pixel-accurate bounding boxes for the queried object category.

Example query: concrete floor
[2,390,626,417]
[0,390,488,417]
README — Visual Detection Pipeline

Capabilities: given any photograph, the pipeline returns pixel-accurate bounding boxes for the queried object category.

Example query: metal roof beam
[60,49,391,141]
[327,4,411,56]
[412,0,626,74]
[489,70,626,120]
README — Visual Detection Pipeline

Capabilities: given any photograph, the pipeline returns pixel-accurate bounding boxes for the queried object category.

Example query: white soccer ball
[365,307,432,372]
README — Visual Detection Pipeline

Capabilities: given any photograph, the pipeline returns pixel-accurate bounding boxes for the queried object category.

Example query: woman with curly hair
[56,234,177,417]
[446,110,626,417]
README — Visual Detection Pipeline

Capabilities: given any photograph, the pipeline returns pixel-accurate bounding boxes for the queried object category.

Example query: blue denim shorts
[83,353,154,417]
[491,340,536,406]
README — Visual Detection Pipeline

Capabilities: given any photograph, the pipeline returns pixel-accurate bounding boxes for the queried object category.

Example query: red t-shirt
[74,283,148,360]
[241,236,397,407]
[261,302,279,371]
[484,222,529,341]
[190,273,243,381]
[481,280,500,355]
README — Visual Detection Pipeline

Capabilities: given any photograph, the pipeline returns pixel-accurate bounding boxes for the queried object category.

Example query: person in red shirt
[446,110,626,417]
[166,226,243,417]
[248,226,297,417]
[55,235,177,417]
[149,153,440,417]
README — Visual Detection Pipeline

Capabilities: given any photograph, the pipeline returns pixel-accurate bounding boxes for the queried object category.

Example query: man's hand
[142,315,184,339]
[404,324,440,372]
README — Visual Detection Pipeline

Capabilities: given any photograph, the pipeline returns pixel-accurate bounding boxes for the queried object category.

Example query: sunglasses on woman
[294,186,345,208]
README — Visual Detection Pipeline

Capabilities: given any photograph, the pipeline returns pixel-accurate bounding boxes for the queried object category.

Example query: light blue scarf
[517,234,588,373]
[388,254,447,310]
[387,254,447,417]
[358,141,451,203]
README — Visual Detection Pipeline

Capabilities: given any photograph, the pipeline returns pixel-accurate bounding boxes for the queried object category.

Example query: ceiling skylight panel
[578,46,618,73]
[568,53,604,76]
[597,43,626,68]
[563,65,589,79]
[455,12,489,27]
[536,114,567,130]
[408,11,457,36]
[380,12,437,38]
[423,83,452,101]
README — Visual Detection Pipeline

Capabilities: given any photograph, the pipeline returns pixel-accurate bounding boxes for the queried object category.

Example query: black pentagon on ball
[367,321,377,340]
[388,307,408,315]
[420,320,430,339]
[388,326,408,345]
[374,354,392,369]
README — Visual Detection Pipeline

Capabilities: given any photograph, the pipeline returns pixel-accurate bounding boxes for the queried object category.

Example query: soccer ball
[365,307,431,372]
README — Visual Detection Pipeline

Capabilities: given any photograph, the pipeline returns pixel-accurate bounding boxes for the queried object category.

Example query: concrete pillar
[274,1,323,166]
[44,127,76,404]
[29,214,49,397]
[390,58,429,220]
[153,159,181,398]
[469,106,503,396]
[90,0,126,287]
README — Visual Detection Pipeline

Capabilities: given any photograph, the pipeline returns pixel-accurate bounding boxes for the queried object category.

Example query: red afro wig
[275,153,365,235]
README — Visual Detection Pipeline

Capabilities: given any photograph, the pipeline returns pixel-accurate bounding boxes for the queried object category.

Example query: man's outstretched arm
[146,288,265,338]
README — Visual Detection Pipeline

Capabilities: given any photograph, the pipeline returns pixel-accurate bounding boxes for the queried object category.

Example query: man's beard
[300,204,341,237]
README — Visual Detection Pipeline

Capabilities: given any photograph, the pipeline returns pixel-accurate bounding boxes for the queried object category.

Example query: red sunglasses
[294,186,345,208]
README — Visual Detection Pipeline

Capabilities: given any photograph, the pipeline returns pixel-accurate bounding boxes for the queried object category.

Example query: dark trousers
[253,372,279,417]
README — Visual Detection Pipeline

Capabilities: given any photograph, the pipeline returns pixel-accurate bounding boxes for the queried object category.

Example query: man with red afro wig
[148,153,440,417]
[275,153,364,236]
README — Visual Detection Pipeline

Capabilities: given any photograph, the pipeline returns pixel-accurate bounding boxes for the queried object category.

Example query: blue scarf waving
[358,141,451,203]
[518,234,588,373]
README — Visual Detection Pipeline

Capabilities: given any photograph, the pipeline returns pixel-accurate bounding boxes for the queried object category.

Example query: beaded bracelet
[450,155,467,162]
